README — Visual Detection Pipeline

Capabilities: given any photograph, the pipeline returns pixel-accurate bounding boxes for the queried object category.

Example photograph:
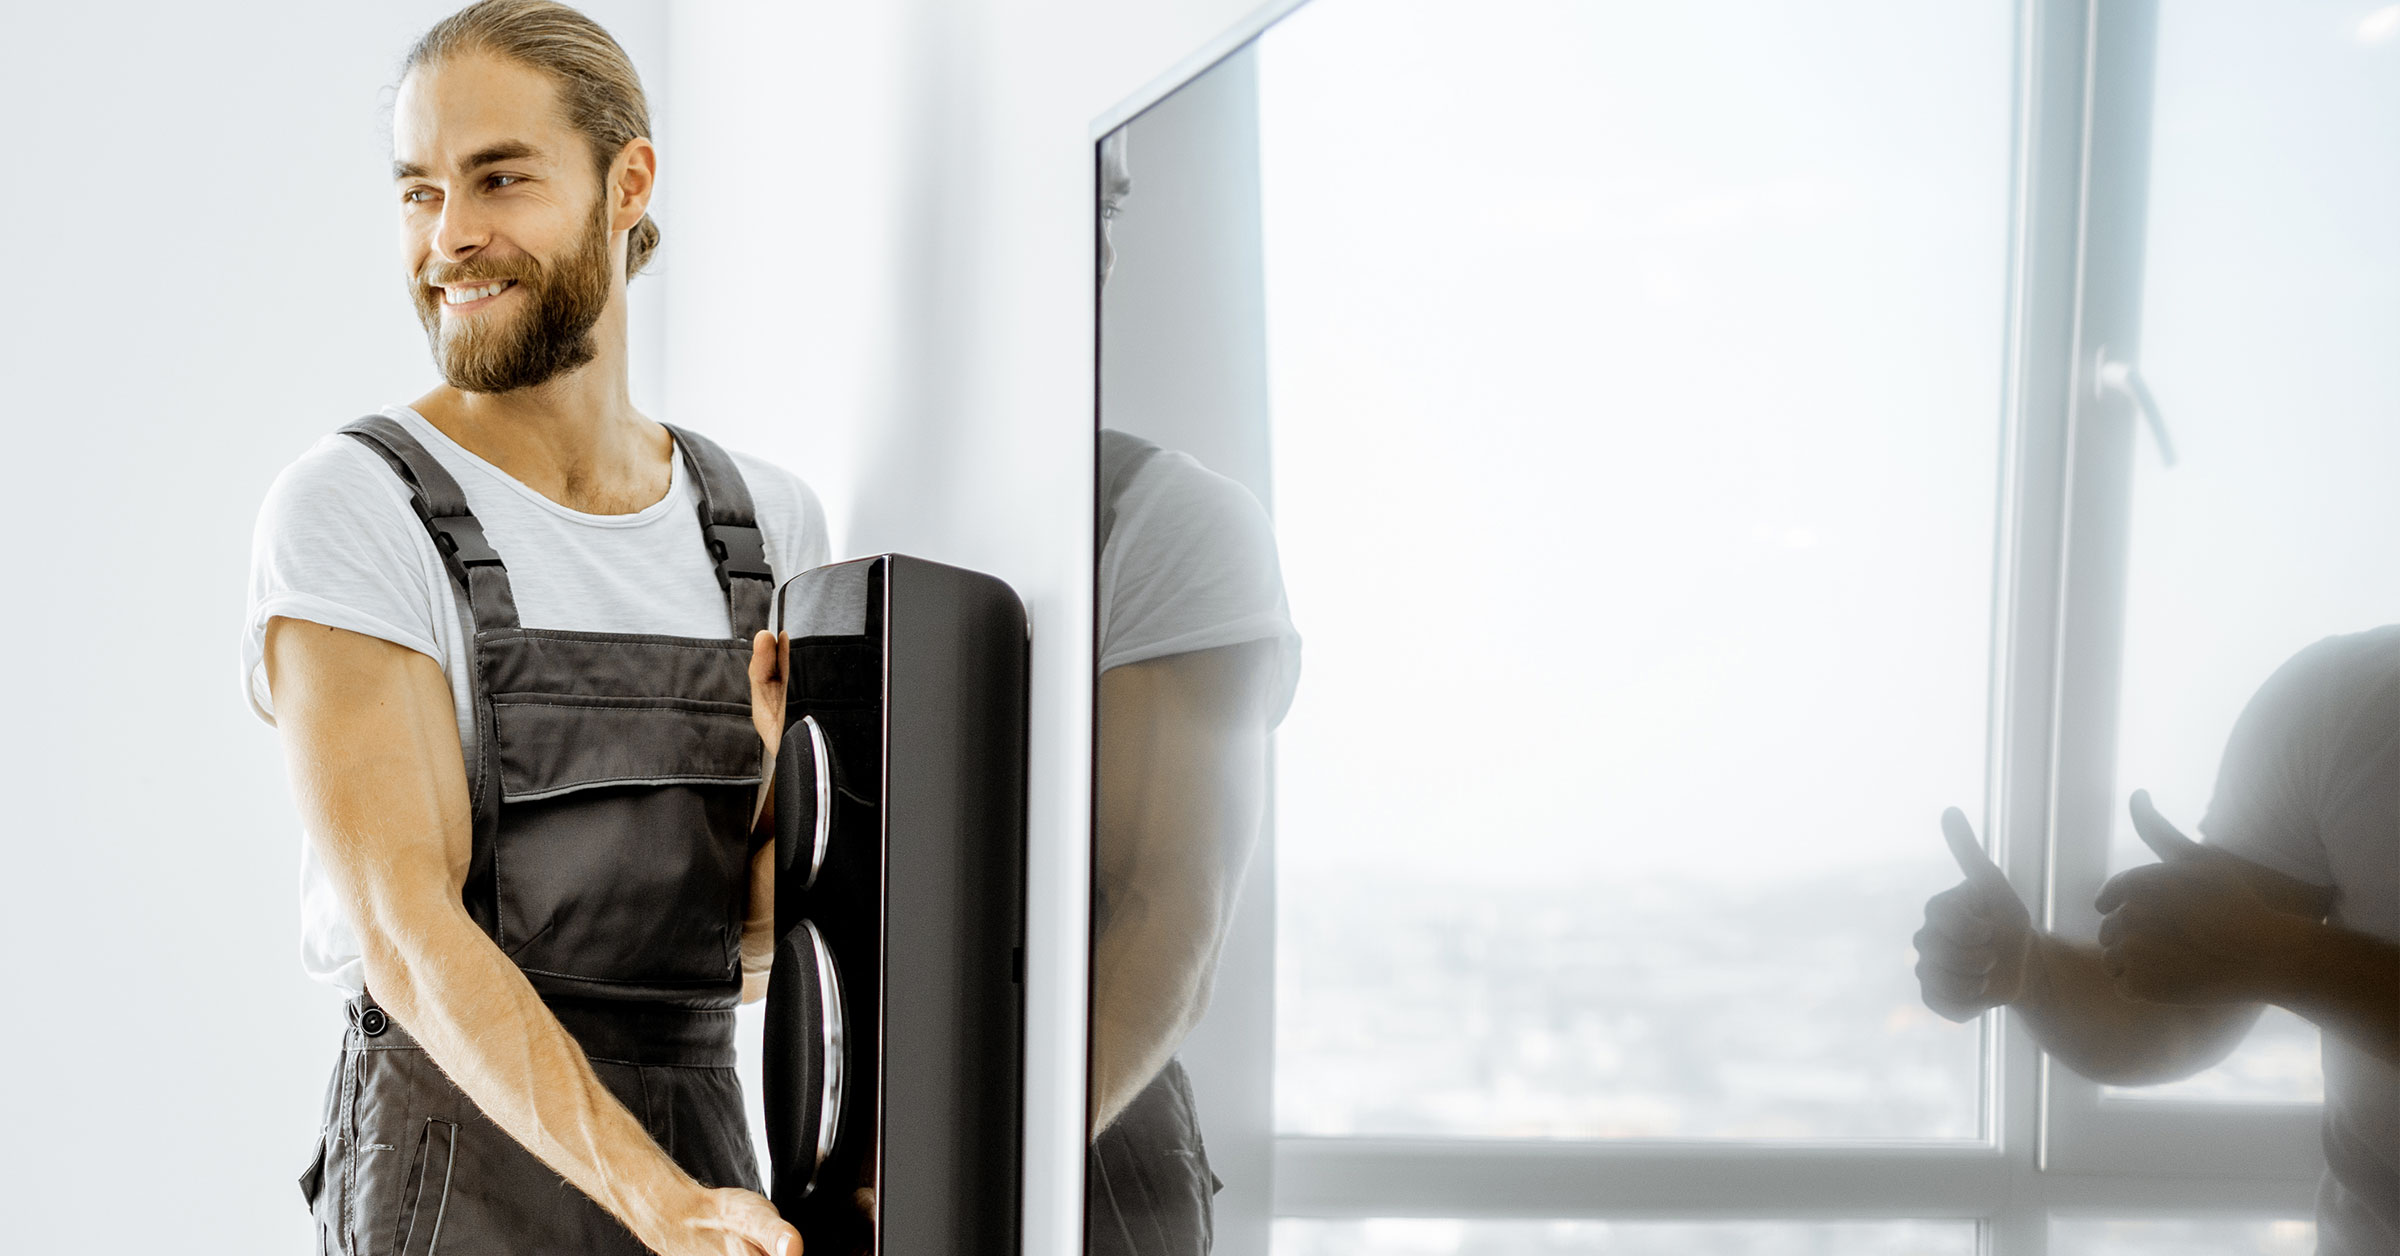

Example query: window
[1237,0,2378,1249]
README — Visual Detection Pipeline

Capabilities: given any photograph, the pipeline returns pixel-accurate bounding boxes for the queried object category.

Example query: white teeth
[443,281,509,305]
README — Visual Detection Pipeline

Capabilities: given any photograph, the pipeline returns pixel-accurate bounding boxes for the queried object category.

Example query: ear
[607,137,657,233]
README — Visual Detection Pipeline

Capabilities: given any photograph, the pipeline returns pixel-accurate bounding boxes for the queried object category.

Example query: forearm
[2267,920,2400,1067]
[1089,892,1221,1133]
[2016,934,2257,1085]
[362,904,695,1240]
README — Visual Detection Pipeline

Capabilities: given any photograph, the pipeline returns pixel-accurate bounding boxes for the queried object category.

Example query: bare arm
[2007,934,2263,1086]
[264,617,796,1256]
[1089,640,1276,1135]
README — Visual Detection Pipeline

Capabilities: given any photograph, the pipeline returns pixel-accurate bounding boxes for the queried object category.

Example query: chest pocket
[483,629,764,995]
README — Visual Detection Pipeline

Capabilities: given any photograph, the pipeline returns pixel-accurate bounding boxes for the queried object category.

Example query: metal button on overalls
[298,414,784,1256]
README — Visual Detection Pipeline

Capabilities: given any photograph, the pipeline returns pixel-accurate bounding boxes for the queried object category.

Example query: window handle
[2093,347,2177,468]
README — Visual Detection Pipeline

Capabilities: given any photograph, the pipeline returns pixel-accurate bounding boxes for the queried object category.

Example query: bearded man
[243,4,818,1253]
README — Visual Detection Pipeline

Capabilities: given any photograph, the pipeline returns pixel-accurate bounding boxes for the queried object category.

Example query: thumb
[2128,790,2204,863]
[1940,806,2012,897]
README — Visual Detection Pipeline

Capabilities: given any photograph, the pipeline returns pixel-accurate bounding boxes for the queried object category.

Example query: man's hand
[639,1185,800,1256]
[750,630,790,762]
[1914,807,2041,1021]
[741,629,789,1003]
[2093,791,2314,1006]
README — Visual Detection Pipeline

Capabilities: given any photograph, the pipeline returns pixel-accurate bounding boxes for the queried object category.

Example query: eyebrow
[393,140,544,182]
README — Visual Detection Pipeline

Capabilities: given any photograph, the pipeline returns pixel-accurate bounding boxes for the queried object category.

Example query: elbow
[355,932,427,1024]
[349,900,461,1026]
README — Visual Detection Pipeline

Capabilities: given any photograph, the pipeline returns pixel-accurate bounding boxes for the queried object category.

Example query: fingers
[721,1190,802,1256]
[1940,807,2012,896]
[749,630,773,686]
[1917,968,1989,1021]
[2127,789,2204,864]
[1920,902,1996,955]
[750,630,785,684]
[2094,861,2176,914]
[2095,896,2163,948]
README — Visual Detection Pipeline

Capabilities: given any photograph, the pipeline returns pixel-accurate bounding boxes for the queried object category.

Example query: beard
[412,194,614,394]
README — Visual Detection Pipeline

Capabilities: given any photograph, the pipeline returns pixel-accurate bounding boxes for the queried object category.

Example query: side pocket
[392,1118,458,1256]
[297,1135,327,1207]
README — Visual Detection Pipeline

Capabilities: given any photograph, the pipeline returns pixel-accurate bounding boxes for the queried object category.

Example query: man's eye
[402,187,437,204]
[488,174,522,189]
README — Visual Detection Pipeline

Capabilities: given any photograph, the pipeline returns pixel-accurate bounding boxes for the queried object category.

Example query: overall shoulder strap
[1098,428,1166,548]
[661,423,775,638]
[338,414,508,920]
[339,414,523,635]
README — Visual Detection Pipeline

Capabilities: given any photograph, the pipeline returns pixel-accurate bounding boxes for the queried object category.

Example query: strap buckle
[428,513,505,581]
[706,523,774,590]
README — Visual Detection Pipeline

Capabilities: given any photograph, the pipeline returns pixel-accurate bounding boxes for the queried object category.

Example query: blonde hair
[404,0,661,276]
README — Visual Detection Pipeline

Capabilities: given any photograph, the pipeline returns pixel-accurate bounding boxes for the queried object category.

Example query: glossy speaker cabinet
[764,555,1029,1255]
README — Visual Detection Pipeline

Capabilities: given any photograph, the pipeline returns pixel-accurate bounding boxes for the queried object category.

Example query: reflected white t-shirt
[2200,625,2400,1256]
[241,405,829,995]
[1096,442,1300,721]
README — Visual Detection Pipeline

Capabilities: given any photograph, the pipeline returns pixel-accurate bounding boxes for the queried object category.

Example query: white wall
[0,0,1263,1251]
[0,2,663,1247]
[662,4,1271,1252]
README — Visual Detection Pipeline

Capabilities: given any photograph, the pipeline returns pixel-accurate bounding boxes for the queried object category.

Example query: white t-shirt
[242,405,830,995]
[1095,441,1300,722]
[2200,625,2400,1256]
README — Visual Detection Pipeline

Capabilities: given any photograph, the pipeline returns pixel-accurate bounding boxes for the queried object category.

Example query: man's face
[392,52,618,394]
[1098,131,1132,288]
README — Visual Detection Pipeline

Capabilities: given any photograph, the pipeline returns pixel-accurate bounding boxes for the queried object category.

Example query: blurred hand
[749,630,791,761]
[2093,791,2309,1005]
[1914,807,2039,1022]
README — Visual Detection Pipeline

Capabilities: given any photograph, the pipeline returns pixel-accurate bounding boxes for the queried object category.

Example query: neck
[410,295,672,514]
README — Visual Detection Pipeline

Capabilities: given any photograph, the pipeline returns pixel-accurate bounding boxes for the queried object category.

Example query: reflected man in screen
[1915,627,2399,1255]
[1090,128,1302,1256]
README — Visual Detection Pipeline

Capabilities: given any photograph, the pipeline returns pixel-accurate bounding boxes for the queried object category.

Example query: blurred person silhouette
[1915,626,2398,1254]
[1088,127,1302,1256]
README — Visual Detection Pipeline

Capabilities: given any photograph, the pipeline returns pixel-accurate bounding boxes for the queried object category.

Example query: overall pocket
[392,1117,458,1256]
[476,626,764,996]
[492,780,754,990]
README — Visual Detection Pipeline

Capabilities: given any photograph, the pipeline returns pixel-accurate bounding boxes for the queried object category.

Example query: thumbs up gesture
[1914,807,2041,1022]
[2092,791,2296,1005]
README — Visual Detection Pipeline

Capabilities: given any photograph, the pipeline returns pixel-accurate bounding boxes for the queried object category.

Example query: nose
[429,195,491,266]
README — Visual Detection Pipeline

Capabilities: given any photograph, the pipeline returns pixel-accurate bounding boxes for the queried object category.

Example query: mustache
[418,260,536,289]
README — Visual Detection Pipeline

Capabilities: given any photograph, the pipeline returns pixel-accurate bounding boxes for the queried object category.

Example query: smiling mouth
[439,279,518,310]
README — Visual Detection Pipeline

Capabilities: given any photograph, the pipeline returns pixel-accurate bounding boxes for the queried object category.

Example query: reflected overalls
[299,414,774,1255]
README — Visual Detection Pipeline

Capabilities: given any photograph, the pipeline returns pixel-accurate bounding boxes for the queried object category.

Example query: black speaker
[764,554,1028,1255]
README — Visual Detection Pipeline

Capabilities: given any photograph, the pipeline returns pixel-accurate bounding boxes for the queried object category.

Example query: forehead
[392,51,575,171]
[1099,131,1131,194]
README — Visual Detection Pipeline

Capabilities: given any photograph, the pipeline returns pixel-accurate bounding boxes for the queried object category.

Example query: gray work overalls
[296,414,778,1256]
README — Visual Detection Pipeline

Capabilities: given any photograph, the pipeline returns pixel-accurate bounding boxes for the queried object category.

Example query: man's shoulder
[2259,626,2400,732]
[257,423,418,532]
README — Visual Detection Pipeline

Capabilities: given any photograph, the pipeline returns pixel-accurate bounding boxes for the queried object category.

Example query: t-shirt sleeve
[2198,634,2356,888]
[241,437,448,725]
[1098,451,1302,723]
